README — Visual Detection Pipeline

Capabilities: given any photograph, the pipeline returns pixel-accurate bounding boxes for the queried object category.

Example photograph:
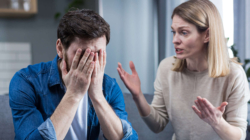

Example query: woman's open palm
[117,61,142,98]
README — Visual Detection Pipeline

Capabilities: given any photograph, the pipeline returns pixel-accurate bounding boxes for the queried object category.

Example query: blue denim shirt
[9,55,138,140]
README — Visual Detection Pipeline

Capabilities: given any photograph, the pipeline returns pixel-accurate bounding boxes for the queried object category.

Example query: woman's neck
[186,48,208,72]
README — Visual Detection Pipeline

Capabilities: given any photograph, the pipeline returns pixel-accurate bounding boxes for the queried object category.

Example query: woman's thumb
[219,102,228,113]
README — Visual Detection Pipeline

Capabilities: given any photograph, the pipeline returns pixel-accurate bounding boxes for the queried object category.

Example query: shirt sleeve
[225,66,250,139]
[141,62,169,133]
[38,118,57,140]
[9,72,56,140]
[106,78,138,140]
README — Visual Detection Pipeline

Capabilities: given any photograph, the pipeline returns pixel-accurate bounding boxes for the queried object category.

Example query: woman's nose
[172,34,181,44]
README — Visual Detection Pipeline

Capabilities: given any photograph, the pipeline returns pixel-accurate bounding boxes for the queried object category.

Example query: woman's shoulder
[228,61,246,79]
[158,56,176,69]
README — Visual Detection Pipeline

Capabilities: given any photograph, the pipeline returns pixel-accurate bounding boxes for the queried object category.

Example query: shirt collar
[48,55,63,88]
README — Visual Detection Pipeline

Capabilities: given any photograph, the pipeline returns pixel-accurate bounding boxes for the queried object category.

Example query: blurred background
[0,0,249,139]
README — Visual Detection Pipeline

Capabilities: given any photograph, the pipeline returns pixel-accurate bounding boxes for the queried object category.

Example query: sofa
[2,93,250,140]
[0,94,14,140]
[0,93,175,140]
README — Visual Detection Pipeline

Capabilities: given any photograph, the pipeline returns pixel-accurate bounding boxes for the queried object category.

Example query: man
[9,9,138,140]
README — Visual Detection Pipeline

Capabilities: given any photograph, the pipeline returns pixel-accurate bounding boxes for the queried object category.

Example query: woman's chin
[175,54,186,60]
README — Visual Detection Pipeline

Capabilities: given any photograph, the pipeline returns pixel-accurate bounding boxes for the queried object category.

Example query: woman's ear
[56,39,64,59]
[204,28,209,43]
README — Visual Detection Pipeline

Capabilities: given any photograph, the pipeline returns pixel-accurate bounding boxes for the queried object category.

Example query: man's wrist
[64,90,84,103]
[89,90,105,104]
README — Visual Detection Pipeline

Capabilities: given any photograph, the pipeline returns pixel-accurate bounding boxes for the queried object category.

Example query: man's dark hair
[57,9,110,50]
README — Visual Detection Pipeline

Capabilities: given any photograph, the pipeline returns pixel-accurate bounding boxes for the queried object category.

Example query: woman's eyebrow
[171,26,189,30]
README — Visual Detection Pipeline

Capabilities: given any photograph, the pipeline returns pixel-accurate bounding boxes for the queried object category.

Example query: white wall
[0,43,31,95]
[102,0,157,94]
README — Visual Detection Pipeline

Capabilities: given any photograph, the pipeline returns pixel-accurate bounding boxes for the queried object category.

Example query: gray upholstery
[98,93,174,140]
[1,93,174,140]
[2,94,250,140]
[0,94,14,140]
[123,93,174,140]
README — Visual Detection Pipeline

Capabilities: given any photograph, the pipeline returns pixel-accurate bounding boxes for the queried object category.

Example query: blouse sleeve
[141,62,169,133]
[225,66,250,139]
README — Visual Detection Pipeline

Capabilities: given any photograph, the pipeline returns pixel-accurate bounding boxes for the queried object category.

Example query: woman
[117,0,250,140]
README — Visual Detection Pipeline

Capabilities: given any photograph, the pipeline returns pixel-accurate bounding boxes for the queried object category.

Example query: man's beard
[63,53,71,72]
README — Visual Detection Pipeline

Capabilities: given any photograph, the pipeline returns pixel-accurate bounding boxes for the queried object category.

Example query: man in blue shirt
[9,9,138,140]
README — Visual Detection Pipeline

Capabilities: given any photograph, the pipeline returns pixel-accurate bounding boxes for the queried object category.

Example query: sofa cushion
[0,95,15,140]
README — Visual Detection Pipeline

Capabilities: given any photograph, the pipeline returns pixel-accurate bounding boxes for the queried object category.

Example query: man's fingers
[129,61,137,75]
[71,49,82,70]
[78,49,91,71]
[83,52,94,73]
[93,60,98,77]
[61,60,68,76]
[87,62,95,78]
[103,50,106,68]
[99,49,103,67]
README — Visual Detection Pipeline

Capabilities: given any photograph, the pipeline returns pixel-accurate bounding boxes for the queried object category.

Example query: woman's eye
[182,31,187,35]
[171,31,176,35]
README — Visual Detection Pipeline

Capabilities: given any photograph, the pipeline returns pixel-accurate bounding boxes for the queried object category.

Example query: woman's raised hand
[192,96,228,127]
[117,61,142,98]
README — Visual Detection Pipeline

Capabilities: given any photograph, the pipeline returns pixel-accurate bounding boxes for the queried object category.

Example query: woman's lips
[175,48,184,54]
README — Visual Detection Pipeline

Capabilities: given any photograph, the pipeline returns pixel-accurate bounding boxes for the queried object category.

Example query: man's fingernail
[87,49,90,53]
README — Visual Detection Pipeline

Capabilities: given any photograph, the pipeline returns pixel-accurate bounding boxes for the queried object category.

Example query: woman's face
[171,15,208,60]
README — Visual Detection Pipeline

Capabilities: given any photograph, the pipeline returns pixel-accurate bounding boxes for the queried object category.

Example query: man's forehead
[83,45,100,52]
[72,39,105,52]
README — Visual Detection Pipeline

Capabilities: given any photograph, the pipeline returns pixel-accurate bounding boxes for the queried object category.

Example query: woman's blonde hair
[171,0,238,77]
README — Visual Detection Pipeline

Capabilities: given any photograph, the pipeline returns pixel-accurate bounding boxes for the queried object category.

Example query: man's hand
[62,48,95,99]
[88,49,106,101]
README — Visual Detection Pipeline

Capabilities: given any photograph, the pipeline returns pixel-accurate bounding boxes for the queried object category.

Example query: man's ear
[204,28,209,43]
[56,39,64,59]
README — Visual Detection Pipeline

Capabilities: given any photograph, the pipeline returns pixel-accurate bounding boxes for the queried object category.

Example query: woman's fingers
[192,106,202,118]
[118,62,126,75]
[203,98,215,115]
[218,102,228,113]
[117,68,126,83]
[201,102,210,117]
[194,100,202,111]
[117,67,123,77]
[129,61,137,75]
[197,96,210,117]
